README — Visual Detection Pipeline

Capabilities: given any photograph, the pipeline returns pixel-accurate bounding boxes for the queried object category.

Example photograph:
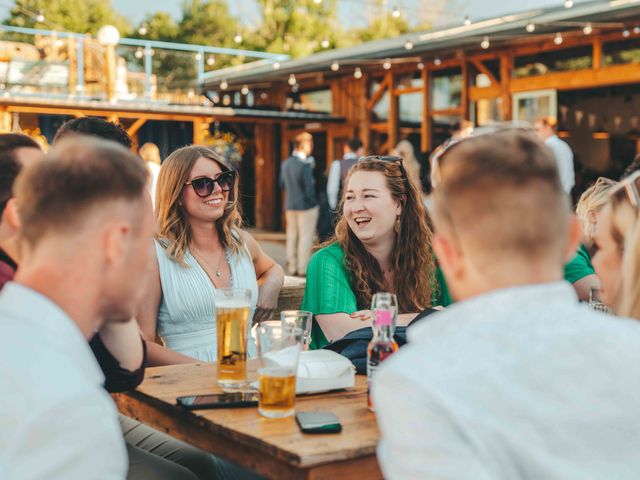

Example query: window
[432,69,462,110]
[514,46,592,78]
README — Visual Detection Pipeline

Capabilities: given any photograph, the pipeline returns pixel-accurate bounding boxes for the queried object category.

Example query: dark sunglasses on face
[184,171,235,197]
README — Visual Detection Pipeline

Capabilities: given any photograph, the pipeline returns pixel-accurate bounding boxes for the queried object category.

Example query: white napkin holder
[295,350,356,394]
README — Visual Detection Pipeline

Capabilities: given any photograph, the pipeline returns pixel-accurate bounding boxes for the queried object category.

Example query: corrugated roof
[203,0,640,89]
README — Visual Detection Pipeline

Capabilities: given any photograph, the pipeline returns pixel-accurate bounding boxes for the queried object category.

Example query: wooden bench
[275,276,306,315]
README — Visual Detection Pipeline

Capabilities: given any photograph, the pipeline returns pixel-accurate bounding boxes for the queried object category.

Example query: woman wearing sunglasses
[138,145,284,365]
[592,170,640,319]
[302,156,450,349]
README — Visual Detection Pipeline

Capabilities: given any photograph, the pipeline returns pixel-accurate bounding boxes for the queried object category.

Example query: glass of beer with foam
[215,288,251,388]
[256,323,303,418]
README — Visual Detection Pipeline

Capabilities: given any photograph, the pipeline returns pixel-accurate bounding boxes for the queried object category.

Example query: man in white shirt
[0,137,155,479]
[373,129,640,480]
[326,138,365,211]
[534,116,575,194]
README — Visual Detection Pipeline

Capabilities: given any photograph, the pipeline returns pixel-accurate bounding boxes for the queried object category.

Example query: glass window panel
[399,92,423,124]
[604,39,640,66]
[514,46,592,78]
[432,71,462,110]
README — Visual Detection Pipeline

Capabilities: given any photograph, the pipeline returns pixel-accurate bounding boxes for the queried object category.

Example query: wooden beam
[387,71,398,149]
[107,113,119,124]
[430,108,463,116]
[370,122,388,133]
[367,76,390,111]
[500,53,512,121]
[509,63,640,93]
[126,118,147,137]
[469,84,501,101]
[393,86,422,95]
[593,37,603,70]
[192,118,209,145]
[470,59,498,85]
[421,66,430,153]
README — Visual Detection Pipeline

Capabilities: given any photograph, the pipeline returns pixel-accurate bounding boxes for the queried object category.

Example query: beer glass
[371,292,398,334]
[280,310,313,349]
[256,323,303,418]
[215,288,251,388]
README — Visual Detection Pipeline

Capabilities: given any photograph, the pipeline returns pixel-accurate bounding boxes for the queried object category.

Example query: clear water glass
[589,287,612,314]
[280,310,313,349]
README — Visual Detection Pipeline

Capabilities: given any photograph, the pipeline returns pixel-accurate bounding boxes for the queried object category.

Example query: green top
[563,244,595,284]
[301,243,452,350]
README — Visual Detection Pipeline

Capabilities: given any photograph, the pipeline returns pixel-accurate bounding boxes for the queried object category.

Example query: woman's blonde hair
[608,171,640,319]
[139,142,161,165]
[575,177,616,247]
[333,158,436,312]
[391,139,422,190]
[156,145,242,265]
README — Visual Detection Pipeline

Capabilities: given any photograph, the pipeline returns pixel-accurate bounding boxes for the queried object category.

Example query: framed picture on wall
[512,89,557,124]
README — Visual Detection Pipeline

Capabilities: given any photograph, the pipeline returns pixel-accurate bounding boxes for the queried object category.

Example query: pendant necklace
[193,248,225,277]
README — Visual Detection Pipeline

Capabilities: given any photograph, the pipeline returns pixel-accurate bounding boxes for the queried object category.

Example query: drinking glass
[371,292,398,334]
[256,323,304,418]
[589,287,612,314]
[280,310,313,349]
[215,288,251,388]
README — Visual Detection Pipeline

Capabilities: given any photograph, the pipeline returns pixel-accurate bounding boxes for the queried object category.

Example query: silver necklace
[192,248,225,277]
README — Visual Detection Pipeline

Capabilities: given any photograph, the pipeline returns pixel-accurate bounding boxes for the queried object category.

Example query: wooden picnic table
[113,361,382,480]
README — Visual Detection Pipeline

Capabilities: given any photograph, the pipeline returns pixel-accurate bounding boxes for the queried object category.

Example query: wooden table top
[113,361,382,480]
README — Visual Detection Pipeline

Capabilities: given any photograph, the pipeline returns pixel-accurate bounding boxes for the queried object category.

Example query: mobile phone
[176,392,259,410]
[295,411,342,434]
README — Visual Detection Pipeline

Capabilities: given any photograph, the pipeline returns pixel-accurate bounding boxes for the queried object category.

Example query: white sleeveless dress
[154,238,259,362]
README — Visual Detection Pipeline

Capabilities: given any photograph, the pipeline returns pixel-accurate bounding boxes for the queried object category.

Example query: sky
[109,0,572,29]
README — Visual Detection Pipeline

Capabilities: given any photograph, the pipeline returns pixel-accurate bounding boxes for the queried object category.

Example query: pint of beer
[215,288,251,388]
[256,324,303,418]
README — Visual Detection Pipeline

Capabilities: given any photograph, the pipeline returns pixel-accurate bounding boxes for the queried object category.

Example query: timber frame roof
[203,0,640,89]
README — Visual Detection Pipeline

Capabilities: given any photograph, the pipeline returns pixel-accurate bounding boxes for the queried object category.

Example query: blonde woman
[391,139,422,191]
[139,142,162,207]
[592,171,640,318]
[565,177,616,300]
[138,145,284,365]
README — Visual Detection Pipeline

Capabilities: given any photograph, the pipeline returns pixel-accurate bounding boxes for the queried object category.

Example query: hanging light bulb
[241,85,250,95]
[583,23,593,35]
[195,53,202,61]
[211,94,220,104]
[481,36,490,49]
[417,62,424,70]
[434,56,442,66]
[634,26,640,35]
[223,94,231,106]
[35,11,45,23]
[187,89,195,98]
[273,61,280,70]
[404,40,414,50]
[383,58,392,70]
[313,0,322,4]
[135,47,144,59]
[330,61,340,71]
[321,38,330,49]
[623,28,631,38]
[564,0,574,7]
[138,22,148,36]
[207,55,215,66]
[392,6,401,18]
[464,15,471,26]
[526,23,536,33]
[234,32,243,44]
[288,74,297,86]
[354,67,363,79]
[554,32,563,45]
[220,79,228,90]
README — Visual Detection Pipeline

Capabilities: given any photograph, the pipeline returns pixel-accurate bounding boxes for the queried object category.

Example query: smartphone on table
[295,411,342,434]
[176,391,259,410]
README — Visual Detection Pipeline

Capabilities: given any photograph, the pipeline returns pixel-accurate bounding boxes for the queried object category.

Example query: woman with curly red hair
[302,156,450,349]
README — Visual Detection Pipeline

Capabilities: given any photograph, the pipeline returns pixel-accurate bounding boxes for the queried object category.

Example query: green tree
[5,0,130,35]
[246,0,344,58]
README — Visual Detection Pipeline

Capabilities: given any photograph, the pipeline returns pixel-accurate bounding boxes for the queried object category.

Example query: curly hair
[156,145,243,265]
[54,117,133,149]
[333,158,436,312]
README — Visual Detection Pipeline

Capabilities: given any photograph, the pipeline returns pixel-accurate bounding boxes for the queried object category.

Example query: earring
[394,216,401,234]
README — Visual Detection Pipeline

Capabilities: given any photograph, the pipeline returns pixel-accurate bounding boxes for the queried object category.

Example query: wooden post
[387,71,398,150]
[193,118,209,145]
[105,45,117,103]
[255,123,277,229]
[421,66,431,153]
[0,107,11,133]
[499,54,512,121]
[461,57,469,121]
[593,37,603,70]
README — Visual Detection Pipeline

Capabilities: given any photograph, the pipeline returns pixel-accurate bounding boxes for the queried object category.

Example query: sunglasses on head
[610,170,640,211]
[358,155,407,179]
[184,171,235,197]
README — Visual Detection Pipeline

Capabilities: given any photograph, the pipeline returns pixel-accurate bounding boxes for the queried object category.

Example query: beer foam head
[216,299,250,309]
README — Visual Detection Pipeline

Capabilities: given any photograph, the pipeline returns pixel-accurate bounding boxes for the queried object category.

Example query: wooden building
[204,0,640,230]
